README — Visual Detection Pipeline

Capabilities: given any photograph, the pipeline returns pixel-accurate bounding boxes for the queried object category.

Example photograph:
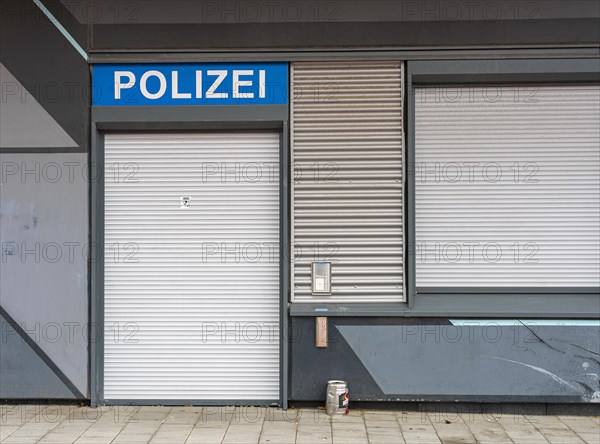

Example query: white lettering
[206,70,228,99]
[140,70,167,100]
[114,71,135,100]
[232,70,254,99]
[195,70,203,99]
[259,70,266,99]
[171,71,191,99]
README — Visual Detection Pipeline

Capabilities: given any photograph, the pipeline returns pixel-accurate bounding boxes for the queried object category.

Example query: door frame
[90,105,289,407]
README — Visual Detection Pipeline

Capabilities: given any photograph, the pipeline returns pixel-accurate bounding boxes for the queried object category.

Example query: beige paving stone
[138,406,173,413]
[42,419,93,434]
[504,427,551,444]
[165,411,202,424]
[4,404,600,444]
[332,436,369,444]
[297,410,330,426]
[10,420,57,431]
[132,406,173,422]
[226,423,263,432]
[538,430,586,444]
[2,437,47,444]
[171,406,203,414]
[222,429,261,444]
[0,425,21,441]
[296,426,332,438]
[37,432,83,443]
[464,422,513,443]
[259,427,297,444]
[363,412,397,422]
[475,441,513,444]
[397,412,433,426]
[195,419,231,429]
[528,416,569,428]
[0,412,31,427]
[428,412,467,424]
[577,433,600,444]
[118,420,162,436]
[432,425,477,444]
[366,425,401,435]
[296,429,332,443]
[259,436,296,444]
[459,412,502,425]
[367,427,403,435]
[74,425,126,444]
[2,421,58,443]
[232,407,268,423]
[65,408,104,423]
[332,423,366,434]
[331,429,368,439]
[401,431,442,443]
[263,408,301,423]
[399,423,437,434]
[185,427,228,444]
[330,412,363,420]
[368,431,406,444]
[561,416,600,434]
[112,434,154,444]
[366,419,401,428]
[262,419,297,429]
[0,405,17,417]
[199,407,237,423]
[149,423,194,443]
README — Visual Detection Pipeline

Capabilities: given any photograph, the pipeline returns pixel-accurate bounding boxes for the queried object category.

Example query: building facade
[1,0,599,408]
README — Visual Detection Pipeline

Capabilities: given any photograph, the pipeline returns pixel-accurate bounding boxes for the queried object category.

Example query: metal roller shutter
[103,132,280,401]
[291,62,405,303]
[415,84,600,288]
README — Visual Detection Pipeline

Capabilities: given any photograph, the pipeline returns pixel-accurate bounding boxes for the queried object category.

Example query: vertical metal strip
[406,67,416,309]
[281,122,290,409]
[289,64,296,303]
[401,62,407,302]
[90,124,105,405]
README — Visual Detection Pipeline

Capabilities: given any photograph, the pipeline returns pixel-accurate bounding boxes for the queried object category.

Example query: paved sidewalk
[1,405,598,444]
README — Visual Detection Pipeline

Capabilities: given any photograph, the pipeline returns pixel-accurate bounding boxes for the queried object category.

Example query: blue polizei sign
[92,63,288,106]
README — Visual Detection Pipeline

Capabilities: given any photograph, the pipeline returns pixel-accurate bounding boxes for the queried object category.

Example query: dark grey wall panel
[0,153,88,397]
[63,0,600,24]
[0,315,76,399]
[0,63,78,149]
[0,0,89,151]
[89,19,600,51]
[290,317,600,403]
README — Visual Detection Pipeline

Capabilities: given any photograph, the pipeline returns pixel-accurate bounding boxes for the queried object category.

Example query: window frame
[290,57,600,317]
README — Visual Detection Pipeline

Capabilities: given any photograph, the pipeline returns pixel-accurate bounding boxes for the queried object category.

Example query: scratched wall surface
[0,154,89,398]
[0,0,89,399]
[291,318,600,403]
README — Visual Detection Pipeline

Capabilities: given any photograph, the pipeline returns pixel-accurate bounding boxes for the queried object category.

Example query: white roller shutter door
[103,132,280,400]
[291,61,405,303]
[415,84,600,288]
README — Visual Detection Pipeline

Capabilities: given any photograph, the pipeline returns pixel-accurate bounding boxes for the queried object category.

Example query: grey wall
[0,314,77,399]
[0,0,90,399]
[291,317,600,403]
[46,0,600,51]
[0,154,89,398]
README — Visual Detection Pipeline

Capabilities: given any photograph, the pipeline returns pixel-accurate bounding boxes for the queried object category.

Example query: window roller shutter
[291,62,406,303]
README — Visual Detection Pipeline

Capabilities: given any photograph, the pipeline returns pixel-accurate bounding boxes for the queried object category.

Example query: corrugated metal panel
[415,85,600,287]
[291,62,405,303]
[103,132,280,400]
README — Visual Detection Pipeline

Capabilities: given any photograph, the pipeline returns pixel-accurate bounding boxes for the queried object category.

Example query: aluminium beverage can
[326,380,349,416]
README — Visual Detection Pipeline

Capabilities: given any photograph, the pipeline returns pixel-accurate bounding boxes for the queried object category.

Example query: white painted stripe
[33,0,88,61]
[450,320,600,327]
